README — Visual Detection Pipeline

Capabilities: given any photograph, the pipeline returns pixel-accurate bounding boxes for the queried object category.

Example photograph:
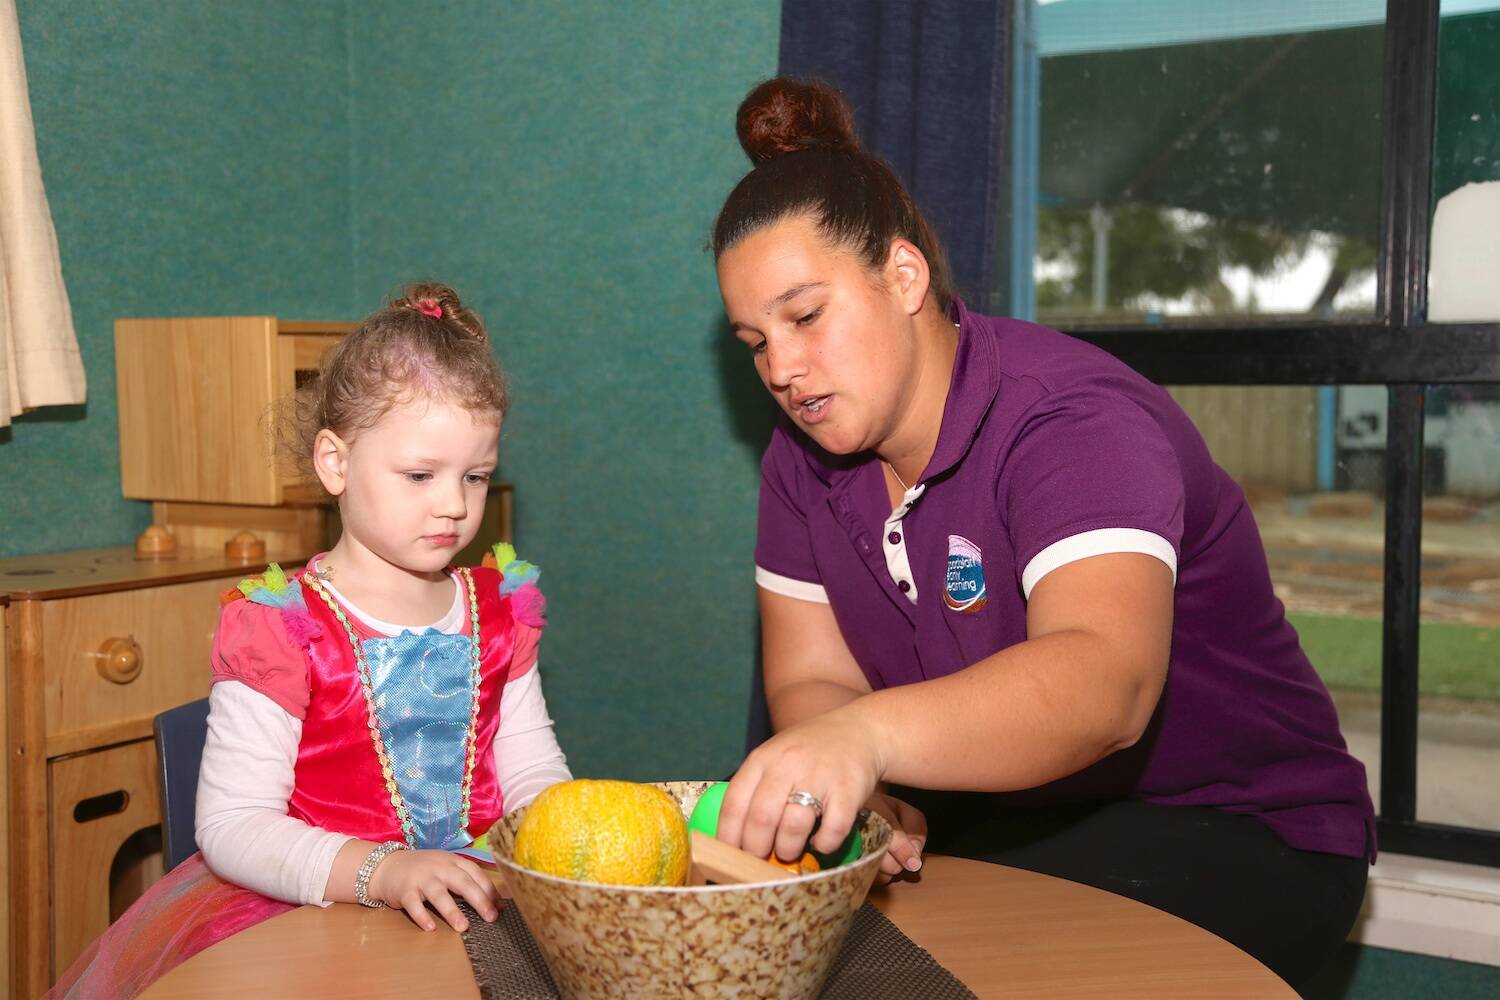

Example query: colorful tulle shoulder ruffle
[219,563,323,646]
[483,542,546,628]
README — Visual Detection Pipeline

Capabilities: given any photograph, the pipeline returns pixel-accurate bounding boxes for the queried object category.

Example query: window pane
[1167,385,1384,808]
[1417,384,1500,830]
[1036,4,1385,324]
[1427,2,1500,323]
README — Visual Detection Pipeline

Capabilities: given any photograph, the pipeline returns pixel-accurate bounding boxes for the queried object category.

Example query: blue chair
[153,697,210,872]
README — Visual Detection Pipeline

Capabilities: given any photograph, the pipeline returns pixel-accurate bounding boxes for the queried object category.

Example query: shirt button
[888,531,901,545]
[898,580,911,593]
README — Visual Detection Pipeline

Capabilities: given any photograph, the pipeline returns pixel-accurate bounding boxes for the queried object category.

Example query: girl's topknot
[736,78,859,164]
[390,281,488,344]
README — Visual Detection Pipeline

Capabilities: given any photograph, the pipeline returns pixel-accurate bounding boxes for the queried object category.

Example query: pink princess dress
[48,546,546,999]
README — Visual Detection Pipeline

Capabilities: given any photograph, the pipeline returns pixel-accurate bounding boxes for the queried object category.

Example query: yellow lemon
[513,779,690,887]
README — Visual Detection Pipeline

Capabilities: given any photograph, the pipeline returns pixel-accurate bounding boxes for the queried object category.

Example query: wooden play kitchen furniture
[114,316,354,554]
[142,855,1297,999]
[0,548,314,997]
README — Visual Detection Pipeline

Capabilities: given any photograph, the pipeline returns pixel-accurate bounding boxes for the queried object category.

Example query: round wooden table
[143,856,1294,998]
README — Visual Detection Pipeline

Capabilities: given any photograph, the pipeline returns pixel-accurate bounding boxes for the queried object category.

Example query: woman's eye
[795,308,822,327]
[750,341,767,355]
[404,472,432,483]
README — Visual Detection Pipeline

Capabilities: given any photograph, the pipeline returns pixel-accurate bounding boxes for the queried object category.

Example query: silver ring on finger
[787,789,824,818]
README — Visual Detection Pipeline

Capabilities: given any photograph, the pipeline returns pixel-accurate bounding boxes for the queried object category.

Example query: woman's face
[717,214,923,457]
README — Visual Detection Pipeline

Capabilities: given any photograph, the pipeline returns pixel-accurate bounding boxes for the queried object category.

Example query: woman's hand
[368,849,501,932]
[717,704,888,865]
[866,790,927,885]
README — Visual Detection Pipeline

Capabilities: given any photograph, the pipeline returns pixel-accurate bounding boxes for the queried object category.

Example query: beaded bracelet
[355,840,411,908]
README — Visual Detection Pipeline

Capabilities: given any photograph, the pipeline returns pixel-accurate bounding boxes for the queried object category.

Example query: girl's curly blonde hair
[277,281,509,490]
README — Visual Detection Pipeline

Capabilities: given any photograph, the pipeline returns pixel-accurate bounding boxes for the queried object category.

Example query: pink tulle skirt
[46,853,293,999]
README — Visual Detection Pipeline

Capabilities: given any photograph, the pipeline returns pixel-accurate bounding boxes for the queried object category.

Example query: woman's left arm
[869,550,1172,788]
[727,550,1173,857]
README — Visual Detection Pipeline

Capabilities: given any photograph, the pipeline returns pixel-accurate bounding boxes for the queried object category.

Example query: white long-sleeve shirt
[195,574,571,905]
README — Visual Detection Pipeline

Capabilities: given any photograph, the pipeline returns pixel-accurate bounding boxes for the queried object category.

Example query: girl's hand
[865,790,927,885]
[368,849,501,932]
[717,706,887,865]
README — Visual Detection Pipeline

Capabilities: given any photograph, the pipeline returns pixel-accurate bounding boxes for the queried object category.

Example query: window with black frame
[1018,0,1500,864]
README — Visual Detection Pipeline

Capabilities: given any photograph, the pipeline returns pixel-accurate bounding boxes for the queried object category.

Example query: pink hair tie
[417,299,442,318]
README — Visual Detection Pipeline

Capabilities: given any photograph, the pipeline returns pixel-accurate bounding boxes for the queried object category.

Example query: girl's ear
[886,238,932,317]
[312,429,350,497]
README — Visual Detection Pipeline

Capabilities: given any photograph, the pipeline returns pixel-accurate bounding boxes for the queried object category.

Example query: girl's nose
[434,481,467,519]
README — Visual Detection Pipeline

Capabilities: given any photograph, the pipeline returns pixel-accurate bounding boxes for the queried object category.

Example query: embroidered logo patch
[943,535,987,612]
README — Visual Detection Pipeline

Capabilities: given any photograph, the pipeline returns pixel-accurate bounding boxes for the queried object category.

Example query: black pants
[897,791,1368,991]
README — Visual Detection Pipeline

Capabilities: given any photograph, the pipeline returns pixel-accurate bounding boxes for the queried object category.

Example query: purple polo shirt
[755,301,1376,861]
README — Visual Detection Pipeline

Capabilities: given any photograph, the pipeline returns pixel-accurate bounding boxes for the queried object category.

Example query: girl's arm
[199,680,500,930]
[195,681,351,905]
[490,663,572,809]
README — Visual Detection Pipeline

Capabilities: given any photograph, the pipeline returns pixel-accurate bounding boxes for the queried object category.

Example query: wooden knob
[94,637,143,684]
[225,531,266,564]
[134,525,177,559]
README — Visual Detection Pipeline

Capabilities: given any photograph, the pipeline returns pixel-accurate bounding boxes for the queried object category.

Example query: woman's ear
[312,428,350,497]
[886,239,932,317]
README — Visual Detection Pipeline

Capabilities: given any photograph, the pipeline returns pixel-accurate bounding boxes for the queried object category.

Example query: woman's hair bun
[736,77,859,165]
[390,281,487,343]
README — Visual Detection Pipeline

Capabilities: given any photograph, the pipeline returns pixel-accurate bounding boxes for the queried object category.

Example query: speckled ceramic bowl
[489,779,892,1000]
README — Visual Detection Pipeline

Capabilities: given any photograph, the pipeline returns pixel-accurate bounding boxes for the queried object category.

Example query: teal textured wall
[349,0,780,780]
[7,0,780,779]
[3,1,353,556]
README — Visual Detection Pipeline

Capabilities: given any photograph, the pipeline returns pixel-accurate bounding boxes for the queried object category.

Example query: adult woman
[712,77,1372,988]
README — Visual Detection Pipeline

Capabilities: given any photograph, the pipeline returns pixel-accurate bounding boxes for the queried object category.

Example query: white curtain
[0,0,84,428]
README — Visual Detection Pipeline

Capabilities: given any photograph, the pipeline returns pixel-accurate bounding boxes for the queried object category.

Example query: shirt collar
[920,297,1002,483]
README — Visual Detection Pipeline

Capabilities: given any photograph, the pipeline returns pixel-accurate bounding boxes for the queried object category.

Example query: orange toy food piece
[768,852,822,876]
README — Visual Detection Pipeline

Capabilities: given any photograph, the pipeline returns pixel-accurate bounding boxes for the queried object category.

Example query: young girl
[51,283,571,998]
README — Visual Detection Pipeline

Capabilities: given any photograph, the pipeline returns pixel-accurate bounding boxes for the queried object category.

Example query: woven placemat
[458,900,976,999]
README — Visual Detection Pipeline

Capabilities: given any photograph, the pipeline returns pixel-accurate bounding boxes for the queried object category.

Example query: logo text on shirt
[944,535,987,613]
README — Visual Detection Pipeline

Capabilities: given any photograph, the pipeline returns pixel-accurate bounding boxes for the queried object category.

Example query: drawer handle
[93,636,144,684]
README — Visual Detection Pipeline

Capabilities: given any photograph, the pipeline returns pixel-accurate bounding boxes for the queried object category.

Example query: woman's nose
[763,337,806,389]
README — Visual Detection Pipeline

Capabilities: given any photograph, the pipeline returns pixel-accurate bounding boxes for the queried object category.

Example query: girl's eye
[404,472,432,483]
[464,472,492,486]
[795,307,822,327]
[750,341,767,355]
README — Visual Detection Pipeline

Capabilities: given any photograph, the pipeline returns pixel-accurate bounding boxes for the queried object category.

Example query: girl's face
[317,397,500,580]
[717,214,925,457]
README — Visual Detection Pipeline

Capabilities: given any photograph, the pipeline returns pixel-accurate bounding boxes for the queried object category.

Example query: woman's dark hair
[711,77,955,312]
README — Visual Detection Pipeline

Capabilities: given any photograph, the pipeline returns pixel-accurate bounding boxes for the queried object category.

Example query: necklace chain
[302,567,483,848]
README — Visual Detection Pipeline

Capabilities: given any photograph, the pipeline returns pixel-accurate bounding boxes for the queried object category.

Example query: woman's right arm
[759,587,871,729]
[758,587,926,880]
